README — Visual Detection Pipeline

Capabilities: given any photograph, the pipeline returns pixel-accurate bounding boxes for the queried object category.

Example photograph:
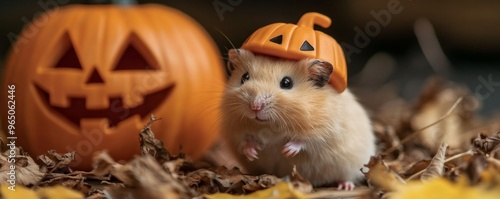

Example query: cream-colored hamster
[221,49,375,190]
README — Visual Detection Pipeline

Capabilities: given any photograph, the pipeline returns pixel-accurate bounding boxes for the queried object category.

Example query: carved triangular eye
[113,43,156,71]
[54,38,83,70]
[300,40,314,51]
[269,35,283,44]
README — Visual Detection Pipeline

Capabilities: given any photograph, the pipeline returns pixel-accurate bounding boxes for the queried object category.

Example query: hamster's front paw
[282,140,304,157]
[241,140,261,161]
[337,181,355,191]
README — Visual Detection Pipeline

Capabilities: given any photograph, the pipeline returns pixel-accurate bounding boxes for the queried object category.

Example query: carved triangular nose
[86,68,104,84]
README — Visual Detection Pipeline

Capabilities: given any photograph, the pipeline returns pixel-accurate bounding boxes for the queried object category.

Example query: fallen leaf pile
[1,76,500,199]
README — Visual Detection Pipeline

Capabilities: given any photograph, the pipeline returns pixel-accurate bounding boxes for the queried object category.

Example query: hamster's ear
[227,49,240,72]
[307,59,333,87]
[227,49,254,72]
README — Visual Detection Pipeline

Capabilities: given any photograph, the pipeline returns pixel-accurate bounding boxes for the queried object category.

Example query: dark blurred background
[0,0,499,115]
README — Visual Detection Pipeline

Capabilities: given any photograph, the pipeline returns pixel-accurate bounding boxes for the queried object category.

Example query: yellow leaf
[0,185,83,199]
[480,162,500,186]
[36,186,84,199]
[1,185,37,199]
[203,182,306,199]
[390,177,500,199]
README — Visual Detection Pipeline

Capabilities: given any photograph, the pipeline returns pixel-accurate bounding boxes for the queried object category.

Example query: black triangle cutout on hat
[269,35,283,44]
[300,40,314,51]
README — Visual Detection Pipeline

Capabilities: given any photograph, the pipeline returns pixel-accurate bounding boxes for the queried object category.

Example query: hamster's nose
[250,101,264,113]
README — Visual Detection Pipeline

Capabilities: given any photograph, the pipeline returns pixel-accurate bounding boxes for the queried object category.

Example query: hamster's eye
[241,72,250,84]
[280,76,293,89]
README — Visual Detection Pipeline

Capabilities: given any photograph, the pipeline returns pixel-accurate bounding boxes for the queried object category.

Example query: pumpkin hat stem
[297,12,332,29]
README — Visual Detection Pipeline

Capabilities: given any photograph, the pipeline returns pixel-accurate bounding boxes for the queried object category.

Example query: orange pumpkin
[242,12,347,92]
[1,4,225,170]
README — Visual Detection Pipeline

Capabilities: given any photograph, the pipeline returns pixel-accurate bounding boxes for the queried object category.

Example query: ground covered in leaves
[1,76,500,199]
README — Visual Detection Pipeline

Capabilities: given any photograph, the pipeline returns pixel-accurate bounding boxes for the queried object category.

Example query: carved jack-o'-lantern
[1,4,225,170]
[242,12,347,92]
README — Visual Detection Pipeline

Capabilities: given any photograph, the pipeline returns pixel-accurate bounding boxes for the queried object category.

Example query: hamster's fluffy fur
[221,49,375,187]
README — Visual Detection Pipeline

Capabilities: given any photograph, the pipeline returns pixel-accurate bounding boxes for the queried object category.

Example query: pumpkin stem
[297,12,331,29]
[84,0,137,6]
[112,0,136,5]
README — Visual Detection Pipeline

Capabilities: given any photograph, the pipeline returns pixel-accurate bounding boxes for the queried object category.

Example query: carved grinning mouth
[34,83,175,128]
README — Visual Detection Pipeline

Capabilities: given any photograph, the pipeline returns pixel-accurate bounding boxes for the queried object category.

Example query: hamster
[221,49,375,190]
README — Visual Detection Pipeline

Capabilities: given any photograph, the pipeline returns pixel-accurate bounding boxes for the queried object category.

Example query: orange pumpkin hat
[241,12,347,92]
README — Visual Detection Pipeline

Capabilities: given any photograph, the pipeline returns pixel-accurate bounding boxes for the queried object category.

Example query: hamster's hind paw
[337,181,355,191]
[282,140,303,157]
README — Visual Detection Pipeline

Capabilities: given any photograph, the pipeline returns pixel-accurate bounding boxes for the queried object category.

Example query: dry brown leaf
[420,142,448,180]
[86,189,108,199]
[185,169,219,194]
[471,132,500,156]
[362,155,406,192]
[465,154,489,185]
[104,154,194,199]
[411,77,477,152]
[34,150,95,194]
[373,122,403,160]
[163,158,185,179]
[139,114,181,164]
[83,151,117,179]
[211,167,246,194]
[87,145,195,198]
[183,163,314,196]
[411,91,462,151]
[185,167,284,195]
[35,172,92,196]
[242,174,283,193]
[488,156,500,168]
[400,160,431,178]
[203,140,245,172]
[383,96,463,157]
[374,98,412,135]
[165,158,210,177]
[212,165,243,176]
[0,147,44,186]
[104,185,184,199]
[86,192,108,199]
[406,149,475,181]
[0,148,94,195]
[37,150,76,173]
[289,165,313,193]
